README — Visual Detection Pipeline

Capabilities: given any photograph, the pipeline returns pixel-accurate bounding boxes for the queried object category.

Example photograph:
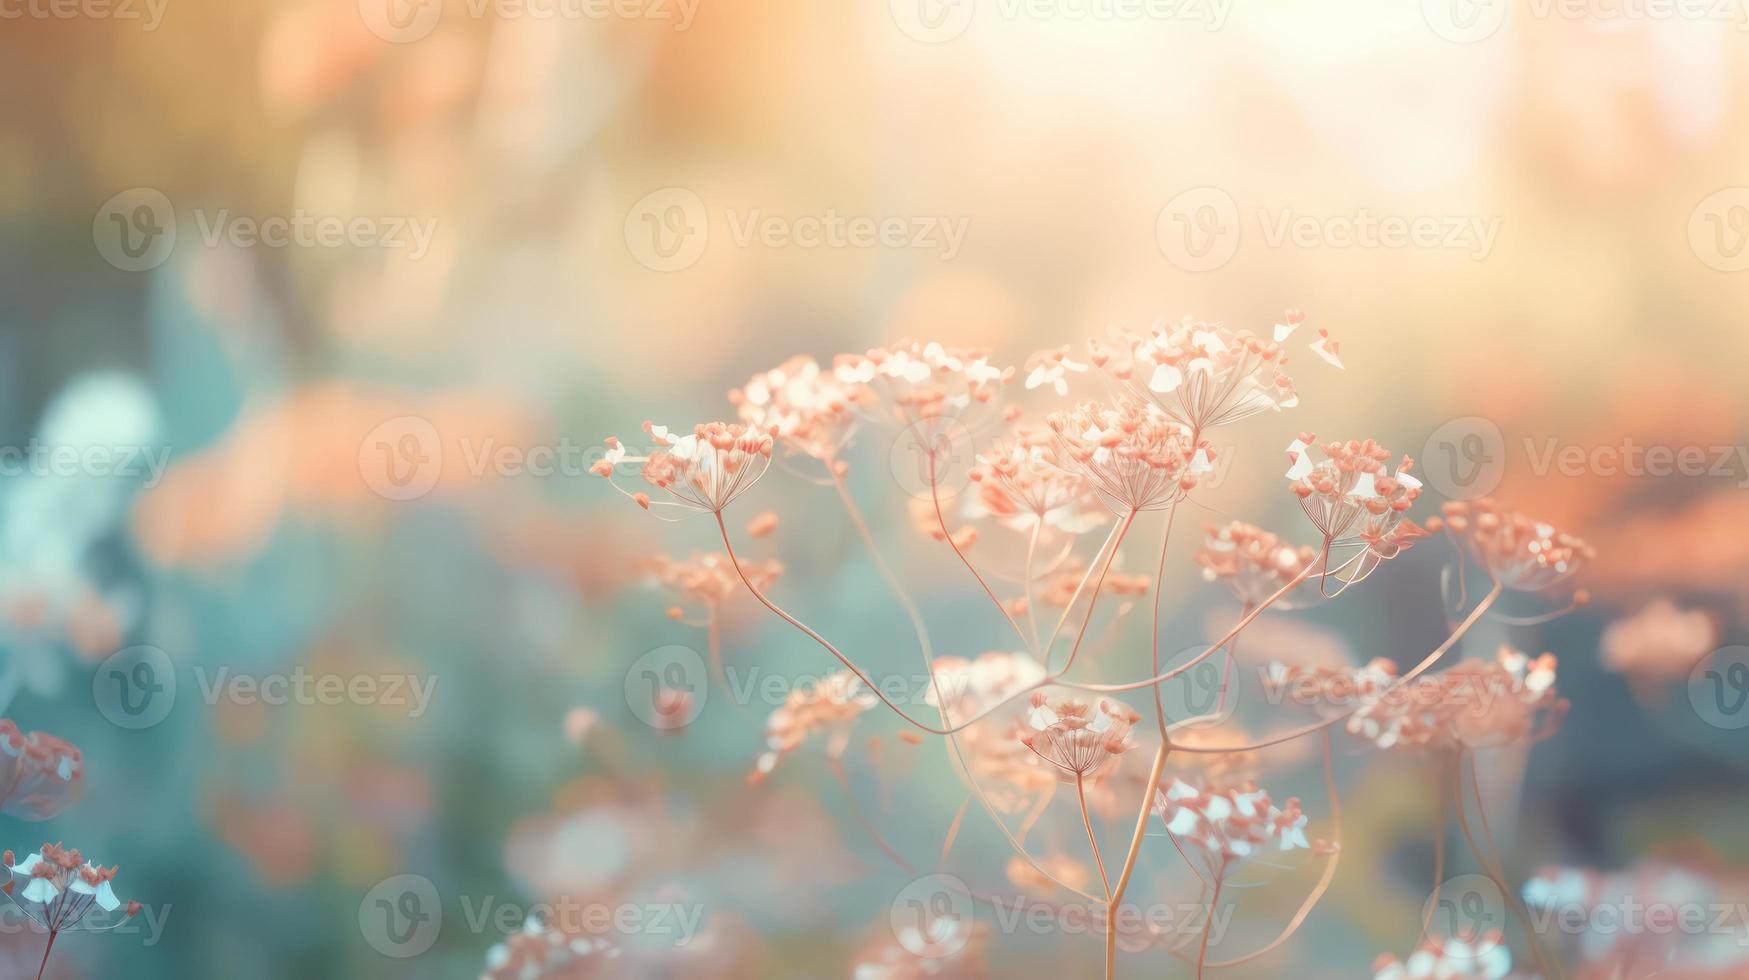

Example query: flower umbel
[1088,317,1299,430]
[1020,694,1138,782]
[1427,498,1593,592]
[0,722,82,822]
[3,844,136,935]
[593,421,774,517]
[1046,399,1213,513]
[1194,521,1323,609]
[1286,435,1426,588]
[730,355,864,467]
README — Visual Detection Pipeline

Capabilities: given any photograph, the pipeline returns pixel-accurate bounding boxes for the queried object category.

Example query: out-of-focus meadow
[2,0,1749,976]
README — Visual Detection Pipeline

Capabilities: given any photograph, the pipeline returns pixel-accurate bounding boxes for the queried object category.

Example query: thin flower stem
[1106,501,1181,979]
[1462,750,1563,980]
[827,477,1096,902]
[1057,509,1139,678]
[1205,730,1343,967]
[1023,519,1043,653]
[1076,773,1113,904]
[927,448,1033,652]
[1452,754,1561,980]
[829,757,915,875]
[1066,559,1318,693]
[715,510,1009,735]
[36,930,55,980]
[1197,867,1226,979]
[940,795,970,864]
[1043,519,1125,668]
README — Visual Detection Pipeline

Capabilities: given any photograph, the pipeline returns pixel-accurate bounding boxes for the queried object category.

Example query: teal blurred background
[3,0,1749,976]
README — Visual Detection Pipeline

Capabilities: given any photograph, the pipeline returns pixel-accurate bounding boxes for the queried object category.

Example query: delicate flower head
[1428,499,1594,593]
[1088,317,1299,430]
[1194,521,1323,609]
[646,551,782,620]
[833,340,1012,424]
[1285,434,1426,584]
[1033,555,1150,610]
[1019,695,1138,781]
[1601,598,1716,680]
[4,843,133,934]
[1372,937,1513,980]
[1520,860,1734,972]
[1045,399,1213,513]
[0,722,82,821]
[752,672,877,781]
[481,915,620,979]
[1022,346,1087,396]
[730,355,864,465]
[922,654,1054,812]
[1154,780,1311,872]
[968,426,1100,533]
[1276,646,1565,752]
[593,421,774,517]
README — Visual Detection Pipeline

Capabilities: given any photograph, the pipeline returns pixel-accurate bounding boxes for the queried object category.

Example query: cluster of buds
[0,721,83,821]
[645,552,782,621]
[1028,555,1150,617]
[1286,435,1426,581]
[1372,937,1514,980]
[593,421,774,515]
[1428,499,1594,593]
[751,672,877,782]
[729,355,864,468]
[1521,860,1744,973]
[481,915,619,979]
[1022,345,1088,396]
[1154,780,1312,871]
[968,426,1100,533]
[1273,647,1565,752]
[1601,598,1716,681]
[1194,521,1324,609]
[1087,318,1299,431]
[3,844,137,933]
[833,340,1011,423]
[1045,399,1214,513]
[1019,695,1138,781]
